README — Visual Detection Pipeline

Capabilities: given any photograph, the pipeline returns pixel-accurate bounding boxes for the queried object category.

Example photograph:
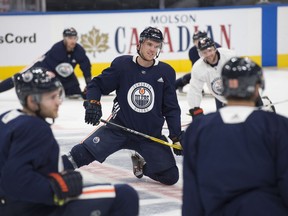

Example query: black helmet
[139,27,163,43]
[198,37,215,51]
[63,27,78,37]
[14,67,63,106]
[221,57,265,99]
[193,31,207,41]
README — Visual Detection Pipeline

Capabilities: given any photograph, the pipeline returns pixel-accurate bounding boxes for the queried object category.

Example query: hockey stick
[163,122,190,129]
[262,98,288,107]
[100,119,182,150]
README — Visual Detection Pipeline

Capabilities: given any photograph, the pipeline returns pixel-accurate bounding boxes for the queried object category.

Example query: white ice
[1,68,288,215]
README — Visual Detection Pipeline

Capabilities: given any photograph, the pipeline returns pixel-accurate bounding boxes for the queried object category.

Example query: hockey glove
[170,134,183,156]
[49,170,83,206]
[189,107,204,119]
[83,100,102,125]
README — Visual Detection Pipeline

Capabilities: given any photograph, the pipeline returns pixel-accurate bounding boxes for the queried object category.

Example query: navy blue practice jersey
[182,106,288,216]
[0,110,60,205]
[34,40,91,82]
[86,55,181,138]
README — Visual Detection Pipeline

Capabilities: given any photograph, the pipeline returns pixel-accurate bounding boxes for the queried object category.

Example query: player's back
[185,106,288,215]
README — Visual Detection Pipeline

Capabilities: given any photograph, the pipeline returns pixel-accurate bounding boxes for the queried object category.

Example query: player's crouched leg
[146,165,179,185]
[109,184,139,216]
[51,184,139,216]
[62,144,96,170]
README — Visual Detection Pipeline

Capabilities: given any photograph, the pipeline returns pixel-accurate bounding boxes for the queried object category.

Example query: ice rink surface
[1,68,288,215]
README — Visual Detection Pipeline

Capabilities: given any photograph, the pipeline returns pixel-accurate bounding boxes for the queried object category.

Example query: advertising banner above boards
[0,5,286,78]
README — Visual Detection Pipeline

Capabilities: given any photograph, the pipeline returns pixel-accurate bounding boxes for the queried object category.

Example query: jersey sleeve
[76,45,92,83]
[86,57,121,100]
[161,64,181,138]
[39,42,64,72]
[1,120,57,205]
[187,63,205,108]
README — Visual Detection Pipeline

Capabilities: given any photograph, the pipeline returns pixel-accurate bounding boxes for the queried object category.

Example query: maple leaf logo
[80,27,109,58]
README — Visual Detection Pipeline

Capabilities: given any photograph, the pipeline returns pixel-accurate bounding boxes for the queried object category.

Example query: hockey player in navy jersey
[182,57,288,216]
[0,67,139,216]
[62,27,183,185]
[175,31,220,93]
[0,27,92,99]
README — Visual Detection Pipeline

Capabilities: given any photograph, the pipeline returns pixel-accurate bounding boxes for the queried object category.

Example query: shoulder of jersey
[113,55,133,64]
[192,57,204,69]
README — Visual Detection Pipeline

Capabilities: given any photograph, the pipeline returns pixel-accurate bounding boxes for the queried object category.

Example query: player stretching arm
[0,27,92,99]
[62,27,183,186]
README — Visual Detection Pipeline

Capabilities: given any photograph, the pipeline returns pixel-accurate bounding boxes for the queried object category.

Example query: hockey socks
[62,144,95,169]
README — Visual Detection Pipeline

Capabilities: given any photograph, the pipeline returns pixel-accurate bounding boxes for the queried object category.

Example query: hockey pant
[0,184,138,216]
[70,125,179,185]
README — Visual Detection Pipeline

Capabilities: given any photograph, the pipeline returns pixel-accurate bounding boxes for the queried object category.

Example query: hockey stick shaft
[263,98,288,107]
[100,119,182,150]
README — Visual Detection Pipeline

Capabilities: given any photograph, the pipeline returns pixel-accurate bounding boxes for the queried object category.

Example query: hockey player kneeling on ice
[182,57,288,216]
[62,26,183,186]
[0,67,139,216]
[0,27,92,99]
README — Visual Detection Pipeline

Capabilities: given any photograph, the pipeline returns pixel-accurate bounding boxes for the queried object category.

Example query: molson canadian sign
[0,7,262,77]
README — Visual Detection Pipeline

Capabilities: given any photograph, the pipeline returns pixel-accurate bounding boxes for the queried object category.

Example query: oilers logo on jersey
[55,63,74,77]
[211,77,224,96]
[127,82,155,113]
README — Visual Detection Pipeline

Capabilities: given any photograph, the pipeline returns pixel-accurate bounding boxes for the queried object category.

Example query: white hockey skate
[131,152,146,179]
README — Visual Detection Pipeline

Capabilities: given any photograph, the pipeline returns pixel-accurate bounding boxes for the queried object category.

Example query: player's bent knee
[158,166,179,185]
[70,144,95,167]
[112,184,139,216]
